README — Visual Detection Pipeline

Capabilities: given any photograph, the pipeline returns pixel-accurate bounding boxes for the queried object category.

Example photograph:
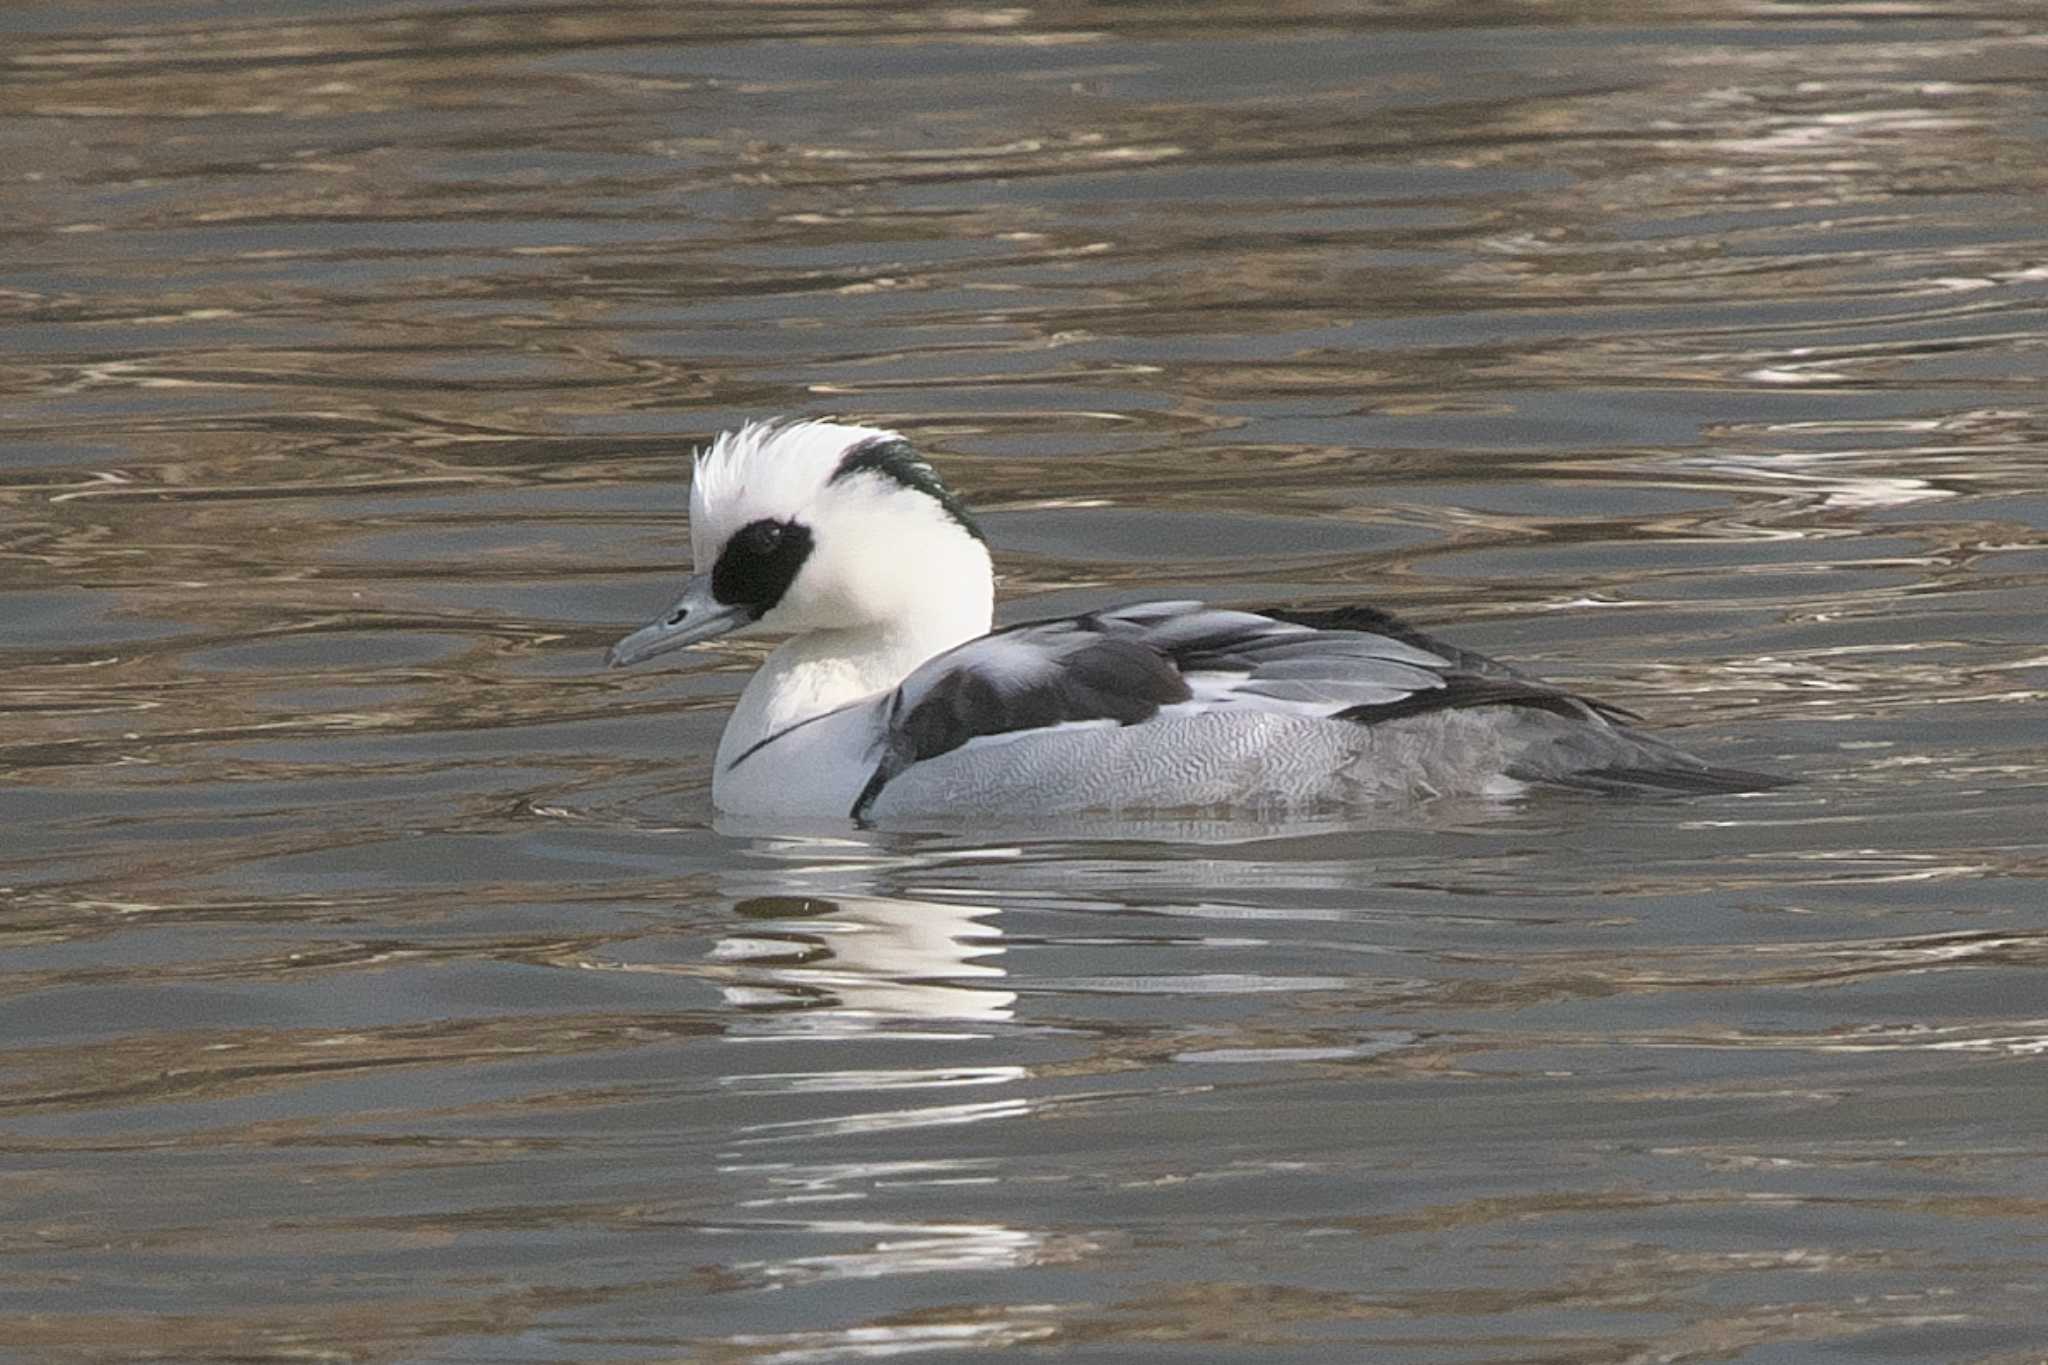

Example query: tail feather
[1260,601,1789,801]
[1522,760,1792,797]
[1492,707,1790,798]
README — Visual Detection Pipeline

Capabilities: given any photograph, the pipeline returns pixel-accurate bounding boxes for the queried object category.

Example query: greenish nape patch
[829,435,986,543]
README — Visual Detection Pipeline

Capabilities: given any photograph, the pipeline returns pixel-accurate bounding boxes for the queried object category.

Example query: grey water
[5,2,2048,1360]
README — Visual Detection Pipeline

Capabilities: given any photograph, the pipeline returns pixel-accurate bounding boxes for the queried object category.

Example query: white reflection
[728,1218,1066,1285]
[729,1315,1058,1364]
[716,893,1015,1032]
[694,843,1068,1305]
[1673,450,1952,509]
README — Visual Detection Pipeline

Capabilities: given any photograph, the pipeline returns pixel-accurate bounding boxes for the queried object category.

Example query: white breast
[711,697,889,818]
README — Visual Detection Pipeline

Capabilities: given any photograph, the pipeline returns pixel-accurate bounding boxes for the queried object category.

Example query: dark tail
[1530,762,1794,797]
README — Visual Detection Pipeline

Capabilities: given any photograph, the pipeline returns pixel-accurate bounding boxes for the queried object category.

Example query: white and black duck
[608,420,1779,820]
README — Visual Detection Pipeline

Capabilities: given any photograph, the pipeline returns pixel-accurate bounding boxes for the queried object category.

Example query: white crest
[689,419,866,570]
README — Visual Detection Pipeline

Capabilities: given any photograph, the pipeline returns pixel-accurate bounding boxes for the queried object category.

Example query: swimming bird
[607,419,1778,821]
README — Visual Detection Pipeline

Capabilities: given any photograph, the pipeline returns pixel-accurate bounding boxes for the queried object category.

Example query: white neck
[713,586,992,776]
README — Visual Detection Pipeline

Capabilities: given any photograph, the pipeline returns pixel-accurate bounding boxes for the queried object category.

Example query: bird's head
[608,419,992,668]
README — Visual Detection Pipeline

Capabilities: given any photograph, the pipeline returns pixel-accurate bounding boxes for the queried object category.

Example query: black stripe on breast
[849,632,1190,821]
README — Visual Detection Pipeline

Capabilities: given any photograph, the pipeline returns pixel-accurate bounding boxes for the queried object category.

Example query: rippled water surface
[6,2,2048,1360]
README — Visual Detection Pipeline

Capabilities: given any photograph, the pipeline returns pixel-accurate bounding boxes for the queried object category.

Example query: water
[5,2,2048,1360]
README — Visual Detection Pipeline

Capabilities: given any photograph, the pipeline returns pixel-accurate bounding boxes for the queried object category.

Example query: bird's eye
[742,522,784,555]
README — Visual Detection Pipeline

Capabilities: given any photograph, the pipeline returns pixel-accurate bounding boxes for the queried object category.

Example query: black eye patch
[710,517,814,619]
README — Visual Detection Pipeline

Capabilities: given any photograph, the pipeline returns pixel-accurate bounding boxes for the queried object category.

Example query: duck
[607,419,1780,821]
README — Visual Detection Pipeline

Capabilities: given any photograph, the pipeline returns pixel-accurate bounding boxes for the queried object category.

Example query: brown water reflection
[5,1,2048,1361]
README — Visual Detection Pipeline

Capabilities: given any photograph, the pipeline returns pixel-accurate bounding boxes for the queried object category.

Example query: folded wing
[851,601,1634,817]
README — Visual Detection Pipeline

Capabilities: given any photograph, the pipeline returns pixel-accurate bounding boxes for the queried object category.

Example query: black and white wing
[850,600,1639,817]
[852,612,1192,817]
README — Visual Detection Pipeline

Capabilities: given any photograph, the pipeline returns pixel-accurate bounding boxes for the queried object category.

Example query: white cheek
[777,554,897,630]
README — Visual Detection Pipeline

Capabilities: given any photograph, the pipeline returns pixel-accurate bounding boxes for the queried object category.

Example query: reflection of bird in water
[610,418,1781,819]
[715,894,1014,1032]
